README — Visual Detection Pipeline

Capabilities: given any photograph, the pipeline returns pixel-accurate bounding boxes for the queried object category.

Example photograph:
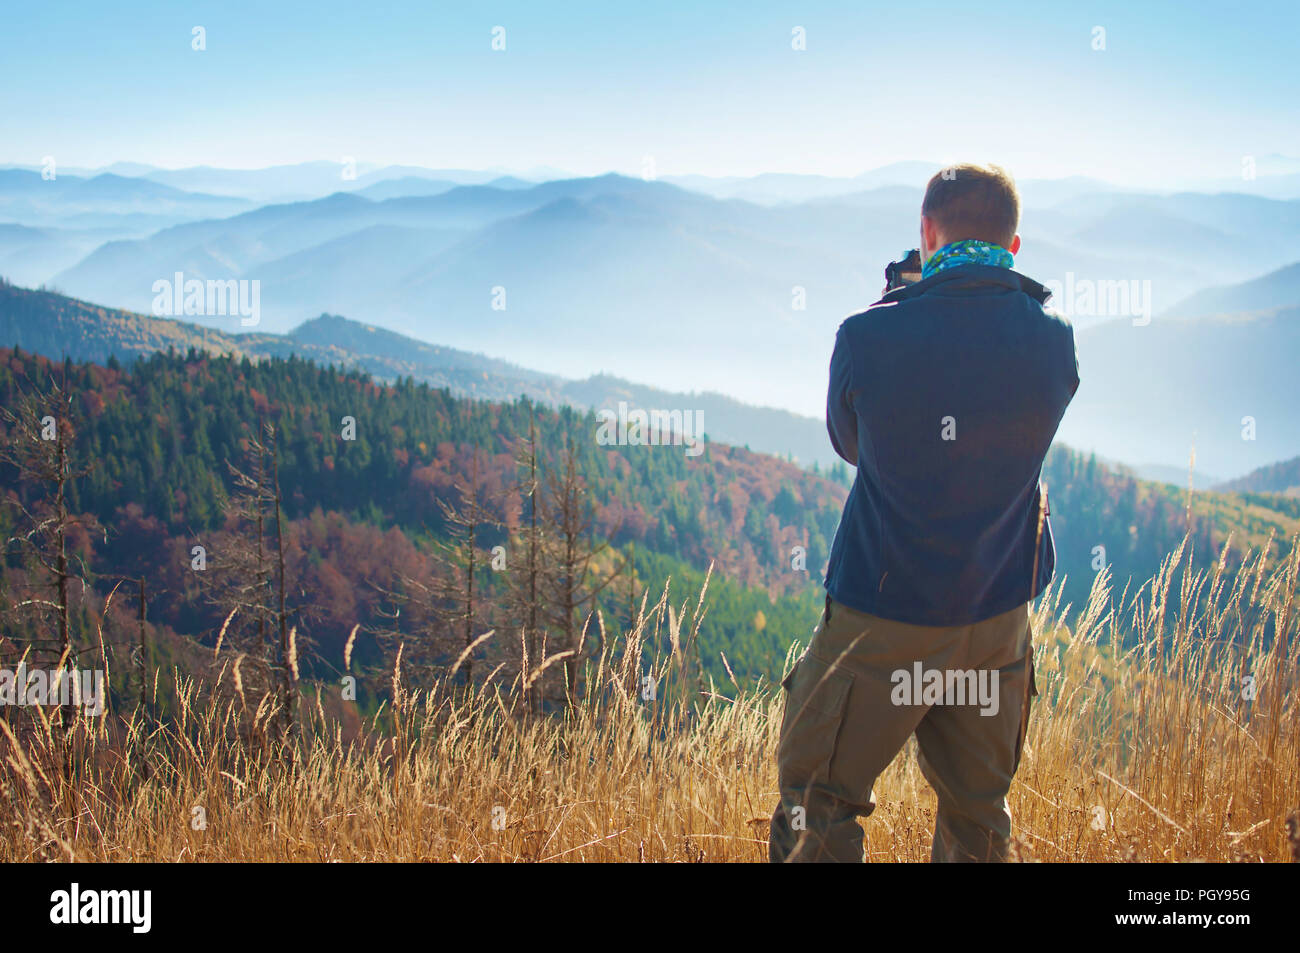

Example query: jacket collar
[878,264,1052,307]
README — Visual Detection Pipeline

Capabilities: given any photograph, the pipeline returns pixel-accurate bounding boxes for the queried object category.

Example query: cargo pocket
[777,653,855,792]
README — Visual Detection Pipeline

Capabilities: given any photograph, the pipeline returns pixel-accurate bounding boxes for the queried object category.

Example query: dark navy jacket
[824,264,1079,626]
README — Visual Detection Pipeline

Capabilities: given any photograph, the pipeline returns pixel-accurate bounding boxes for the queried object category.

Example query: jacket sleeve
[826,324,859,465]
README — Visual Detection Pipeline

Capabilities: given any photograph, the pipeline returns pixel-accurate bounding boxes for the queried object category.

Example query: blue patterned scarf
[921,239,1014,280]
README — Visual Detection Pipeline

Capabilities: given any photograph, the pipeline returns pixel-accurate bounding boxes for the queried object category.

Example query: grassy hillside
[3,542,1297,862]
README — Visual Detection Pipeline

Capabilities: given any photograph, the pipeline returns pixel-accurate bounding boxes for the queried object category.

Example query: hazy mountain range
[1059,296,1300,481]
[1,162,1298,480]
[0,169,251,233]
[20,155,1300,204]
[1168,261,1300,318]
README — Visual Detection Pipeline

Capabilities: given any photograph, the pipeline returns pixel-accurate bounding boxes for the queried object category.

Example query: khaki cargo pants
[769,596,1036,863]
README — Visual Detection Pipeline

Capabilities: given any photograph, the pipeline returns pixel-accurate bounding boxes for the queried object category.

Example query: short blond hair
[921,163,1020,250]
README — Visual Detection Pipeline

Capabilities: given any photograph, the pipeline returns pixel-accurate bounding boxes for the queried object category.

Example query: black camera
[884,248,923,292]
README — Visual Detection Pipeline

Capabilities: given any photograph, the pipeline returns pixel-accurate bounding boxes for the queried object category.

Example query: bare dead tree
[541,435,621,710]
[269,423,297,738]
[367,566,451,695]
[210,421,298,740]
[0,371,95,733]
[504,412,547,713]
[431,448,500,691]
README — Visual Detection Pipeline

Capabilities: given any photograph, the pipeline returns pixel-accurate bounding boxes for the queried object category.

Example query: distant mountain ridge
[1166,261,1300,318]
[0,168,252,229]
[29,158,1300,203]
[1214,456,1300,497]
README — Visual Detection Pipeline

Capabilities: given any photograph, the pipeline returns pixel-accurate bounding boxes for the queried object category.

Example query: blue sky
[3,0,1297,184]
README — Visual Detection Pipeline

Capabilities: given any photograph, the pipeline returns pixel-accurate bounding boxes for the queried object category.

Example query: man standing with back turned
[769,164,1079,862]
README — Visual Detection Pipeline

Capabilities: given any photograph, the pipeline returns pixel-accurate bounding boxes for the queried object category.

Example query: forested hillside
[0,346,842,699]
[1215,455,1300,497]
[1,345,1294,709]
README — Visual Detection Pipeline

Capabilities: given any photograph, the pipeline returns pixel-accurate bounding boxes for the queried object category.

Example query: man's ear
[1009,233,1021,255]
[921,216,940,257]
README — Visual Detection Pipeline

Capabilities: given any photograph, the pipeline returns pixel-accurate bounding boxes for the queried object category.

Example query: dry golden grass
[2,538,1297,862]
